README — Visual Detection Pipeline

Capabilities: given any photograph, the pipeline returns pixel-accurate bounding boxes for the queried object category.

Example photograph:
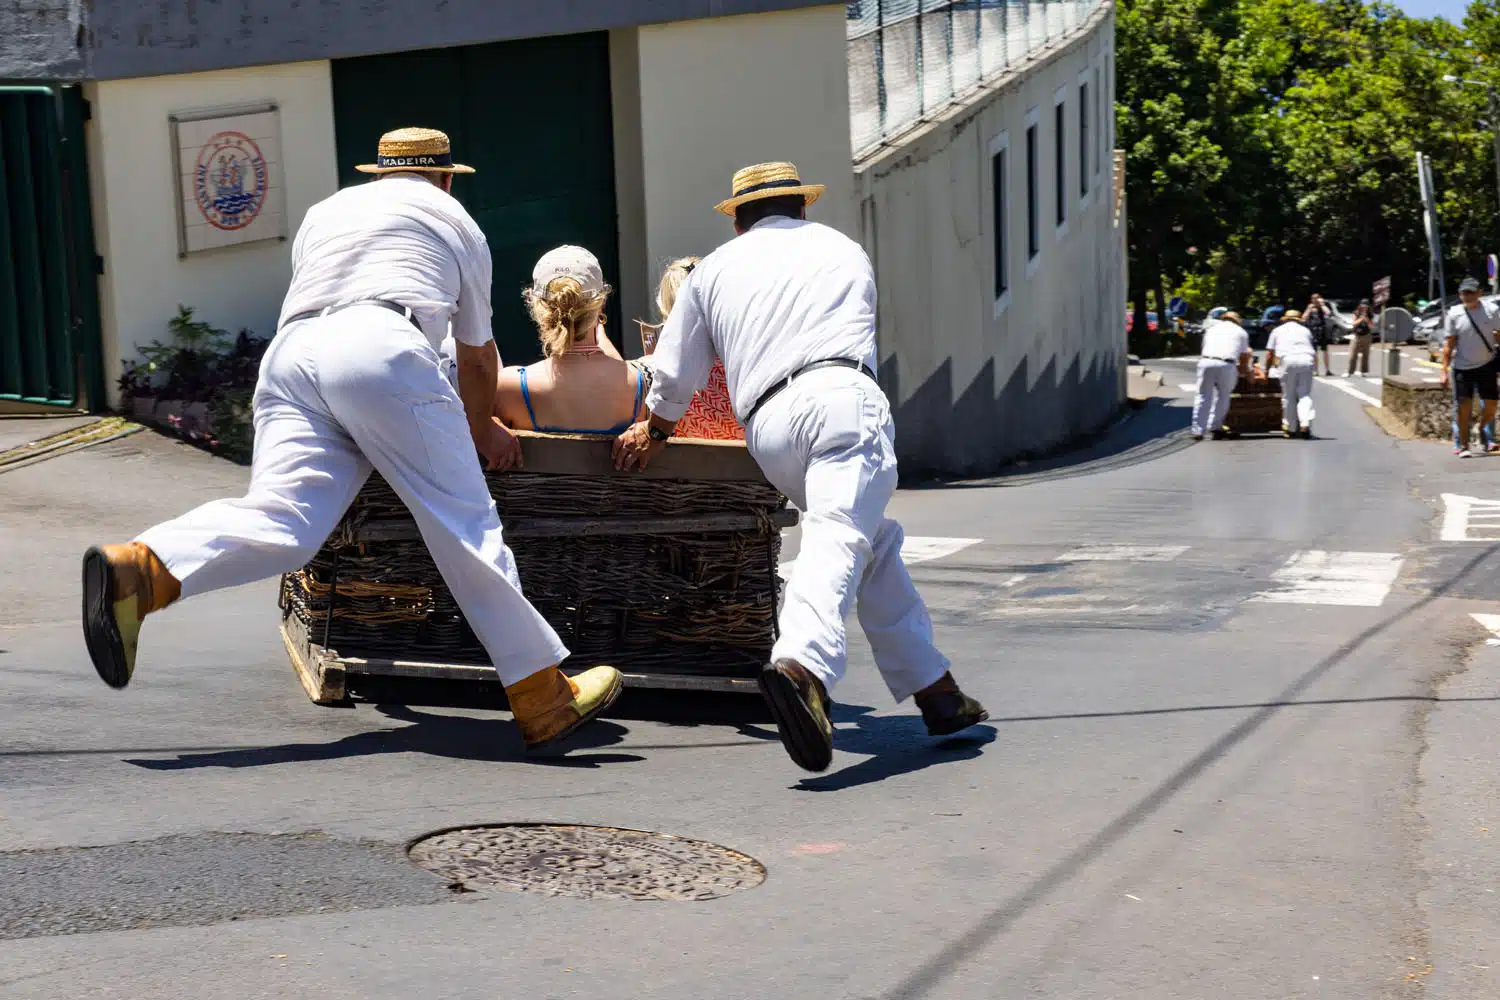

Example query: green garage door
[332,33,620,365]
[0,86,104,409]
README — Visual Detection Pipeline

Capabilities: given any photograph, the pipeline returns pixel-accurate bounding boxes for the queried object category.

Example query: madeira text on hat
[715,162,826,216]
[356,127,475,175]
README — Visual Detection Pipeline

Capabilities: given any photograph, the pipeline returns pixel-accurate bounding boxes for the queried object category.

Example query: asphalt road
[3,357,1500,1000]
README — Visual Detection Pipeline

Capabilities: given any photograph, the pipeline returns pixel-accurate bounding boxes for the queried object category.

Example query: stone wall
[1383,375,1452,439]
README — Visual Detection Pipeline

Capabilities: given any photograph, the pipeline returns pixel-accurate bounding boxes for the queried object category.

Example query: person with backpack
[1442,277,1500,458]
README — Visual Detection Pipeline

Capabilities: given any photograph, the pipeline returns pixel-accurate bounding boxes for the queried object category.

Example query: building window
[1079,80,1090,199]
[1054,97,1066,227]
[1026,121,1039,260]
[991,132,1009,307]
[1094,66,1103,181]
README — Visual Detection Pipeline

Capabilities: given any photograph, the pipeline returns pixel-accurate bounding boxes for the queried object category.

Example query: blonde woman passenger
[492,246,647,435]
[637,257,744,441]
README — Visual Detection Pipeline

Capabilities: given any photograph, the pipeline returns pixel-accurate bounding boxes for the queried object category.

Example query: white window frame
[1053,85,1069,240]
[1024,104,1042,280]
[990,130,1011,318]
[1077,67,1093,211]
[1094,62,1104,184]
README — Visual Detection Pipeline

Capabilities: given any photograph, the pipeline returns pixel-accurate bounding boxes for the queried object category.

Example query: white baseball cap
[532,245,605,296]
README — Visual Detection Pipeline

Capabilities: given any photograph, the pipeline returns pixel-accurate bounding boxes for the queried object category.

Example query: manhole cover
[407,824,766,901]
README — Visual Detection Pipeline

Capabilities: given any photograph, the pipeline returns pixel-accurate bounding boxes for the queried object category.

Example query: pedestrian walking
[1304,293,1335,376]
[612,162,989,772]
[1346,299,1374,377]
[1265,308,1317,438]
[1442,276,1500,458]
[1191,311,1251,441]
[81,128,622,749]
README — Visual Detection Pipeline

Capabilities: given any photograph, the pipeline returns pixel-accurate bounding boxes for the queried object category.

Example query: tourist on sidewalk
[1346,299,1374,376]
[1304,293,1335,377]
[1442,276,1500,458]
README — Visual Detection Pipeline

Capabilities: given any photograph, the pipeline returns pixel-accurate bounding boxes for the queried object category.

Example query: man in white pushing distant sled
[82,128,621,750]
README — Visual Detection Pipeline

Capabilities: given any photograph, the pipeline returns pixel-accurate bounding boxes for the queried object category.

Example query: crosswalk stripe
[1316,376,1382,407]
[778,535,982,579]
[1058,544,1188,562]
[1440,493,1500,541]
[1250,550,1402,607]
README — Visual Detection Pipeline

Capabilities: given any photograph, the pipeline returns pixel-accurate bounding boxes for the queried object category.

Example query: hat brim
[355,162,476,174]
[715,183,825,216]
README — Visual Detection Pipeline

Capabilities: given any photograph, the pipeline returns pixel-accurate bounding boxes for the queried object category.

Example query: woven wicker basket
[279,432,793,701]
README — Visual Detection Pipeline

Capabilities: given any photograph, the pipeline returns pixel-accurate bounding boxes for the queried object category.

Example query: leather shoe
[81,542,181,689]
[757,659,834,772]
[506,664,623,750]
[914,672,989,736]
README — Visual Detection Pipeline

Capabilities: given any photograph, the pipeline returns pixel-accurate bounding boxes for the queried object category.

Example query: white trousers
[137,306,569,685]
[745,367,949,703]
[1279,363,1315,432]
[1191,360,1238,436]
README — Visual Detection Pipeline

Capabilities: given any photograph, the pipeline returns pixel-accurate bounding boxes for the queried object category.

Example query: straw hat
[355,127,475,175]
[715,161,825,216]
[1282,309,1302,322]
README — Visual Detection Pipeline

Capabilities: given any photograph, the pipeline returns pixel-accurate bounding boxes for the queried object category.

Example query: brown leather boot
[757,659,834,772]
[81,542,181,689]
[914,672,989,736]
[505,664,623,750]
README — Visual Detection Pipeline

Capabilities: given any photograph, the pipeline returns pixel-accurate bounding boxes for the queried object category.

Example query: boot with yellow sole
[81,542,182,689]
[504,663,623,750]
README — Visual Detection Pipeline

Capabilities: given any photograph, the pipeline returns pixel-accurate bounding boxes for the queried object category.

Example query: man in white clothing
[1264,308,1317,439]
[612,162,988,772]
[81,128,621,750]
[1192,311,1251,440]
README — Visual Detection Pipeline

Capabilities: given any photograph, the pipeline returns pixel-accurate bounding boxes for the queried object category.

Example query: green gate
[0,85,104,410]
[331,32,620,365]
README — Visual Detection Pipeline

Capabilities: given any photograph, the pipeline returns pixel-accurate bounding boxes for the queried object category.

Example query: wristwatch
[647,424,671,442]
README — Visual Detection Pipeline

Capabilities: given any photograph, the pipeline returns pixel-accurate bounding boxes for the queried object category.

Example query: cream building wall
[854,4,1123,478]
[85,62,338,406]
[611,4,855,346]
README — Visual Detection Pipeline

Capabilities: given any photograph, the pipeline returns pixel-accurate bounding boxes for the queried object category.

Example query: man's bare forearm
[456,340,500,444]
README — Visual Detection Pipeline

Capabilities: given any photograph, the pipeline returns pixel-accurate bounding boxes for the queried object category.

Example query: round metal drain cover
[408,824,766,901]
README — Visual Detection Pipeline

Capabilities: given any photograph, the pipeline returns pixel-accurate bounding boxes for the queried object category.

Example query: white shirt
[277,175,494,352]
[1199,319,1250,363]
[1445,298,1500,370]
[645,217,879,423]
[1266,321,1316,366]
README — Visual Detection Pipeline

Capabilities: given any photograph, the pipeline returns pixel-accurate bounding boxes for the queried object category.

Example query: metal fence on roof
[848,0,1105,156]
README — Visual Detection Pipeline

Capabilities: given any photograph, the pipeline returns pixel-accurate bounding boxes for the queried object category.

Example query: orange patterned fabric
[673,360,744,441]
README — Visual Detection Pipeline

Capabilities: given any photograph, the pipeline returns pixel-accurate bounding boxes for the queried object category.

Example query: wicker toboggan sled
[279,432,795,703]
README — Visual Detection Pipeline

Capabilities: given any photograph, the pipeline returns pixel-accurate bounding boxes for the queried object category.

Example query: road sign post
[1488,254,1498,294]
[1373,276,1396,375]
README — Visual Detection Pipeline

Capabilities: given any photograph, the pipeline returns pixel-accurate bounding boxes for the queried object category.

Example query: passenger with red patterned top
[636,257,745,441]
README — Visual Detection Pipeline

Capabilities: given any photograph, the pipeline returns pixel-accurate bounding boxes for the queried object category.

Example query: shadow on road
[913,397,1195,491]
[123,704,644,771]
[788,704,996,792]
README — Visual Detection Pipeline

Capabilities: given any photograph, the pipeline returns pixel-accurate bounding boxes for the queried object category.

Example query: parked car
[1414,293,1500,356]
[1240,305,1285,349]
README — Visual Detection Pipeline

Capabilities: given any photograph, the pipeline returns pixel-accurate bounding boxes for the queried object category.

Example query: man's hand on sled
[478,418,524,472]
[613,420,666,472]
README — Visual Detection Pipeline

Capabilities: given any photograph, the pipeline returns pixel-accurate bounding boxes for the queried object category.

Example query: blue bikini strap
[518,366,541,430]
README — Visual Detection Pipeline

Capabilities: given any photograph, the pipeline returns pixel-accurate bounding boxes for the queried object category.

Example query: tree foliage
[1118,0,1500,314]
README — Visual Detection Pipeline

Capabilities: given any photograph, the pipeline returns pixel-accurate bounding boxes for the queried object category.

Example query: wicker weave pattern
[281,469,787,677]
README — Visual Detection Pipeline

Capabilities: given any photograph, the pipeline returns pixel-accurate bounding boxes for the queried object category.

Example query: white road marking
[1058,544,1189,562]
[902,536,983,564]
[1363,377,1383,387]
[1471,613,1500,645]
[1179,382,1198,392]
[1250,550,1403,607]
[1440,494,1500,541]
[778,535,983,579]
[1316,376,1382,407]
[1001,573,1030,587]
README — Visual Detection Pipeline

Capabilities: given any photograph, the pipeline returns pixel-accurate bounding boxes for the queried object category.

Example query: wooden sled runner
[278,432,795,704]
